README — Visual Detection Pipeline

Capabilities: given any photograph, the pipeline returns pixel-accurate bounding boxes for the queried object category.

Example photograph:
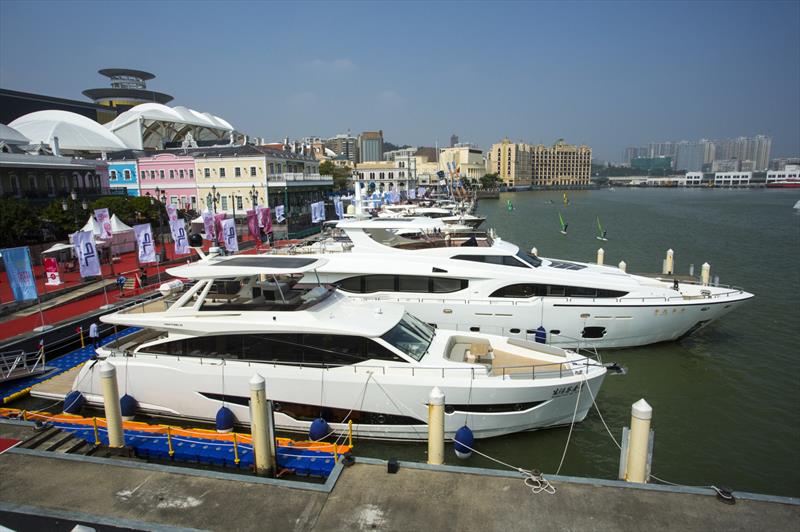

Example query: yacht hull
[73,355,606,441]
[353,292,752,349]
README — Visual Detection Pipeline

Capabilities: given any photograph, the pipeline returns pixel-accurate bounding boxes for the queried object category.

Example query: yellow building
[192,145,270,215]
[487,139,532,187]
[438,145,485,182]
[531,140,592,186]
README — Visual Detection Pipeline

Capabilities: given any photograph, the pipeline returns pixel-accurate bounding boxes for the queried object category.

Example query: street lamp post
[207,185,221,247]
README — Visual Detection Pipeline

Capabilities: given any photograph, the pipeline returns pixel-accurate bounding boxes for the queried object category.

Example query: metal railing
[267,173,334,182]
[1,348,45,382]
[105,349,604,382]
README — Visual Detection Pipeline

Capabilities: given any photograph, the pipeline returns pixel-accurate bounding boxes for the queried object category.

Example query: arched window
[47,175,55,196]
[11,175,21,196]
[124,169,131,180]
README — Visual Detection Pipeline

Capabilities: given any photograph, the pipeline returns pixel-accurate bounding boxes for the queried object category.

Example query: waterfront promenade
[0,420,796,532]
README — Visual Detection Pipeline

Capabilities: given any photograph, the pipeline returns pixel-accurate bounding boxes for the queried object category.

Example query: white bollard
[664,249,674,275]
[618,260,627,272]
[625,399,652,484]
[250,374,276,476]
[531,247,538,257]
[427,387,445,465]
[701,262,711,286]
[597,248,605,265]
[99,362,124,448]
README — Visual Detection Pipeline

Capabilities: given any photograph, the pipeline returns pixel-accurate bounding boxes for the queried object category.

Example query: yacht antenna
[313,268,322,286]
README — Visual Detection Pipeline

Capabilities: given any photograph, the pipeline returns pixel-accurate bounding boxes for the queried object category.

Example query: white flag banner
[73,230,101,278]
[221,218,238,252]
[95,208,112,239]
[275,205,285,223]
[202,211,215,241]
[170,218,189,255]
[166,204,178,222]
[408,188,416,199]
[134,223,157,264]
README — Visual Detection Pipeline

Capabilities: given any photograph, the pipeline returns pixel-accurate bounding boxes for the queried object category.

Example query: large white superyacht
[292,218,754,349]
[71,254,607,441]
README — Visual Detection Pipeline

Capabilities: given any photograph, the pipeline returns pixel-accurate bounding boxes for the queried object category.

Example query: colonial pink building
[137,151,198,211]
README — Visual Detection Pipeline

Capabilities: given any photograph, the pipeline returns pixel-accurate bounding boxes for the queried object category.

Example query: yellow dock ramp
[30,365,83,401]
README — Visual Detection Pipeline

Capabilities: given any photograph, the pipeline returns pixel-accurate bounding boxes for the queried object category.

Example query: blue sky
[1,1,798,161]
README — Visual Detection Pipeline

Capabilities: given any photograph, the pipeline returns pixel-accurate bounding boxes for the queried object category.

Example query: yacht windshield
[516,250,542,268]
[380,313,435,361]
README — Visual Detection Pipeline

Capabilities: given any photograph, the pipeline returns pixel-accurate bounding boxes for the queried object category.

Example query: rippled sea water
[357,187,800,497]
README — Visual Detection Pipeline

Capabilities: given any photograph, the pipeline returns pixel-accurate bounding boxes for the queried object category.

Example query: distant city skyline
[1,1,798,162]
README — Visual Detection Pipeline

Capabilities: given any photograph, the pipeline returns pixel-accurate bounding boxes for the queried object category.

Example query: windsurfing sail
[559,212,568,234]
[507,199,514,211]
[596,217,608,240]
[563,192,569,205]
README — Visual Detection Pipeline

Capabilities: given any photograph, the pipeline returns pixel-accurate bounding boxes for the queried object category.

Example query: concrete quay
[0,422,797,531]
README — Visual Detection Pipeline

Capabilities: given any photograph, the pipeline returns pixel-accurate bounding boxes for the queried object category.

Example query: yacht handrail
[103,349,604,381]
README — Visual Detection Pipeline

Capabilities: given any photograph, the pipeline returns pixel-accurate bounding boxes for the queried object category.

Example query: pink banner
[247,210,258,237]
[202,212,215,241]
[166,204,178,222]
[44,257,62,286]
[259,206,272,234]
[214,213,226,243]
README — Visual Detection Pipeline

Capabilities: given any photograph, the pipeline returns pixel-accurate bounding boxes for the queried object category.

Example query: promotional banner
[311,201,325,223]
[170,218,189,255]
[334,198,344,220]
[94,208,112,239]
[221,218,238,252]
[418,186,427,198]
[275,205,285,223]
[73,230,101,278]
[214,214,226,244]
[166,204,178,222]
[44,257,62,286]
[202,211,215,241]
[1,246,38,301]
[134,223,157,264]
[259,206,272,234]
[246,209,258,237]
[408,188,416,200]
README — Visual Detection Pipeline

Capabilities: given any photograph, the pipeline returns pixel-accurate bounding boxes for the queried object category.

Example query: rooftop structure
[9,110,127,154]
[82,68,174,114]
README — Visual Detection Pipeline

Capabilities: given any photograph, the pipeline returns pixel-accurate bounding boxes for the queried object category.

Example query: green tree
[321,160,353,191]
[0,199,42,247]
[479,173,501,189]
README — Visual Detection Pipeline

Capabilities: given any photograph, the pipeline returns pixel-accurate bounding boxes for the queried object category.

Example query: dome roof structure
[9,110,127,152]
[105,103,235,150]
[0,123,30,145]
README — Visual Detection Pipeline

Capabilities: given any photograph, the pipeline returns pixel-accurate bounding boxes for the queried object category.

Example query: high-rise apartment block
[488,138,591,187]
[324,134,357,164]
[450,134,459,147]
[531,140,592,186]
[487,139,532,187]
[358,130,384,162]
[626,135,771,171]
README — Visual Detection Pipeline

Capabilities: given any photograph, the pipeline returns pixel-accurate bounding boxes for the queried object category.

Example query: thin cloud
[303,58,356,72]
[287,90,318,107]
[377,89,404,106]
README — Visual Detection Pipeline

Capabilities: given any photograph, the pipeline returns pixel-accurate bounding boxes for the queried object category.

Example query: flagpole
[29,247,53,332]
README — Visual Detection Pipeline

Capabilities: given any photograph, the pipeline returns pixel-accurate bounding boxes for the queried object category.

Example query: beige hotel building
[488,138,591,187]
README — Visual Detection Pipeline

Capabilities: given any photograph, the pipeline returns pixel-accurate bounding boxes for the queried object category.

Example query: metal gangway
[0,346,48,384]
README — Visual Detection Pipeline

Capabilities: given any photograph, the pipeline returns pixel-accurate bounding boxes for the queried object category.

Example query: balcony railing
[267,173,333,183]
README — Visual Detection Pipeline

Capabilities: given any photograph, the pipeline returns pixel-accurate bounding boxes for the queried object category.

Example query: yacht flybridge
[292,218,754,349]
[72,255,607,441]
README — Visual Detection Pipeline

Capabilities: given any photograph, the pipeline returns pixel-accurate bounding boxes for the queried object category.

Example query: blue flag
[1,246,38,301]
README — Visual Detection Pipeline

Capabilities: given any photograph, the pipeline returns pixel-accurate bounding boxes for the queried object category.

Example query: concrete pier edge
[2,412,796,506]
[0,501,206,532]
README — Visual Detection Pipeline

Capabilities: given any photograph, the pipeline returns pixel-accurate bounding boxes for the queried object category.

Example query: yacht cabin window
[380,312,435,361]
[489,283,628,299]
[145,333,406,365]
[451,254,529,268]
[337,275,468,294]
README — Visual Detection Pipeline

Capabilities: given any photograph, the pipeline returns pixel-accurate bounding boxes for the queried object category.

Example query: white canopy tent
[9,110,127,153]
[108,214,136,254]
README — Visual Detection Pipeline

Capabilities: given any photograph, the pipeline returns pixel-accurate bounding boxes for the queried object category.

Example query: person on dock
[139,267,147,288]
[116,275,127,296]
[89,322,99,349]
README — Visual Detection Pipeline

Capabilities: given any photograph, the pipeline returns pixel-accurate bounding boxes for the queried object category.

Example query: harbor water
[357,188,800,498]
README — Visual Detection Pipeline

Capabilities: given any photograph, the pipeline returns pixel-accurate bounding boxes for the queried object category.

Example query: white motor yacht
[72,254,607,441]
[291,218,754,349]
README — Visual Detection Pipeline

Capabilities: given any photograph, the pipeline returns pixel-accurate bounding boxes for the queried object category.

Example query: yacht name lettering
[552,385,580,398]
[164,322,183,327]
